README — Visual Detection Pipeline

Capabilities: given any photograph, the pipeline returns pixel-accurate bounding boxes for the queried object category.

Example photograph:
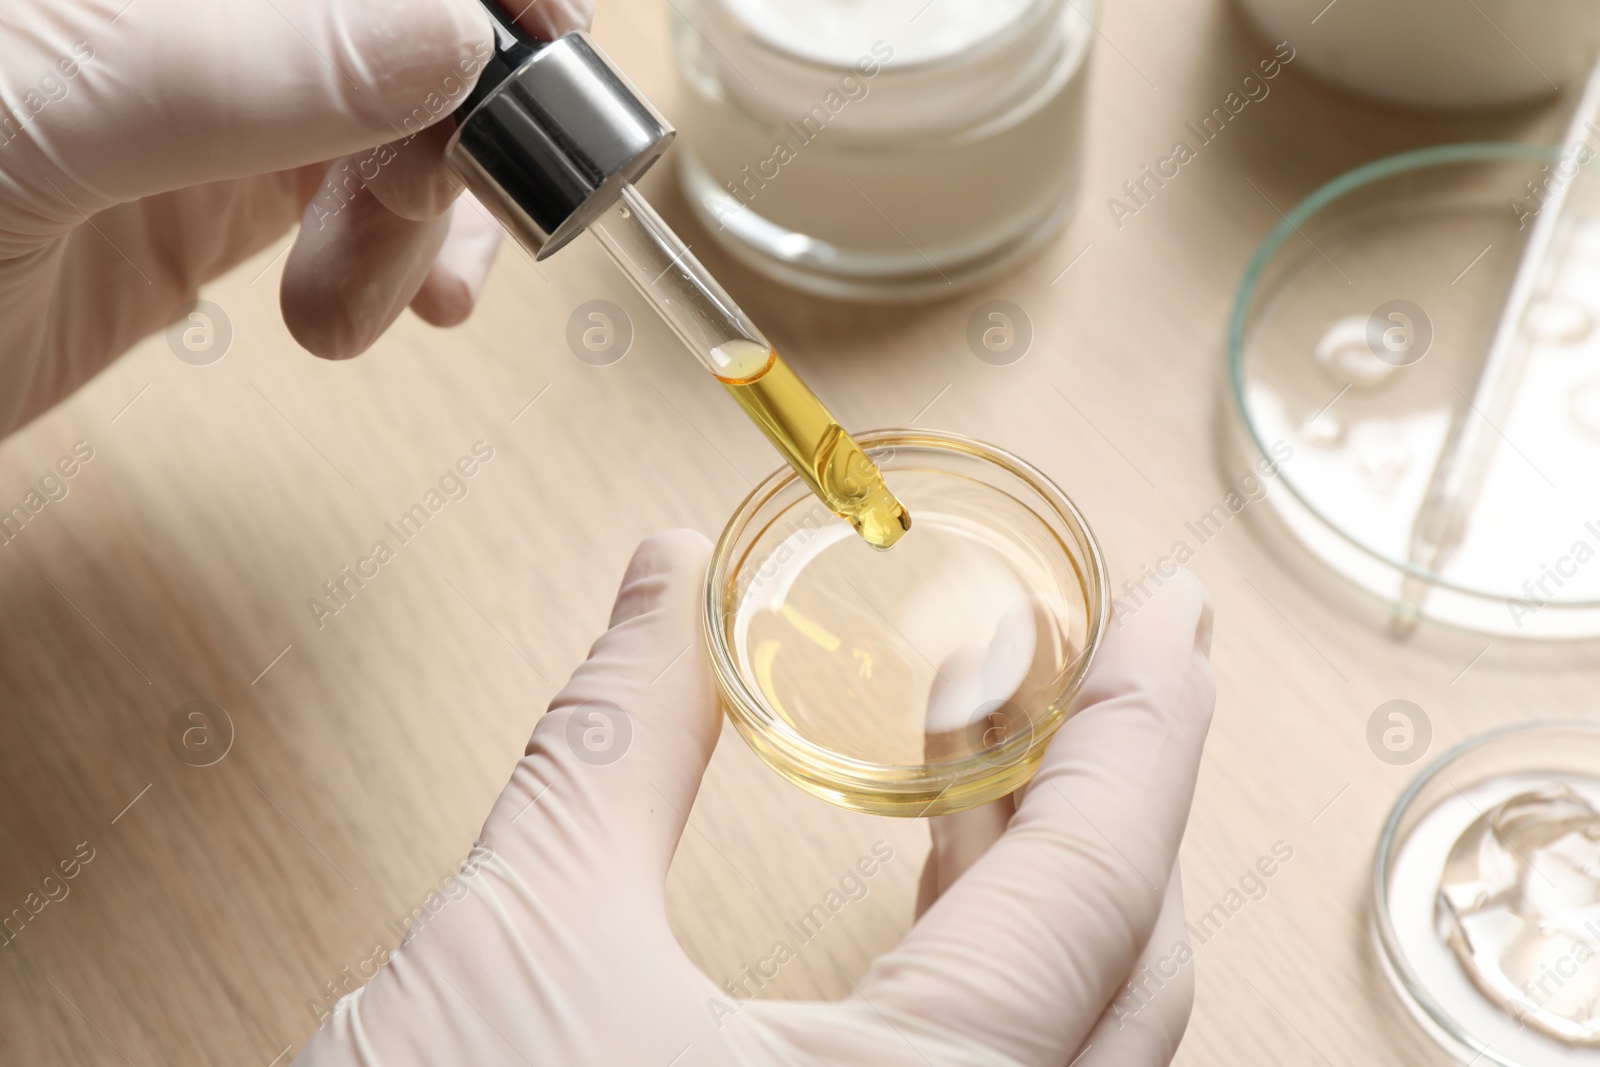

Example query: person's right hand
[297,531,1217,1066]
[0,0,588,439]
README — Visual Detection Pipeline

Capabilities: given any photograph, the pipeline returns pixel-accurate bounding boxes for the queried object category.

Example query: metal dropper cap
[446,6,674,259]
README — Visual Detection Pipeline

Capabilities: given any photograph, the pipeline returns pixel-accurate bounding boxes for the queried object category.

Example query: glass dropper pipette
[587,185,910,548]
[444,18,910,549]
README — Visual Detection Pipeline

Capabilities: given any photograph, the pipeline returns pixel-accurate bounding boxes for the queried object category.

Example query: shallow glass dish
[705,429,1108,816]
[1228,143,1600,637]
[1373,723,1600,1066]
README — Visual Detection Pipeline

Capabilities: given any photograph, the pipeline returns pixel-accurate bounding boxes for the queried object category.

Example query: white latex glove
[297,530,1216,1067]
[0,0,590,436]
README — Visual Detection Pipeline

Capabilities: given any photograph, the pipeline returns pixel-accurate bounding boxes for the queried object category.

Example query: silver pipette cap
[446,16,674,259]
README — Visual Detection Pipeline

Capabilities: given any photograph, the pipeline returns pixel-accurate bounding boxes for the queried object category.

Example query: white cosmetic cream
[671,0,1094,300]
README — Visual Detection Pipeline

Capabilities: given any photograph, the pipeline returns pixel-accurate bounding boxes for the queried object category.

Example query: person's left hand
[0,0,588,437]
[295,529,1216,1066]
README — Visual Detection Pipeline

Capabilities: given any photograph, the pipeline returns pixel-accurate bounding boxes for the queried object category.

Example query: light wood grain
[0,0,1586,1063]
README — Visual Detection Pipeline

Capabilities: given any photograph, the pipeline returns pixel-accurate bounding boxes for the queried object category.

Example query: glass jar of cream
[670,0,1094,300]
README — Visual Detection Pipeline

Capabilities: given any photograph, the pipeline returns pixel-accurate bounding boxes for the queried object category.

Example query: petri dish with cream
[1227,142,1600,637]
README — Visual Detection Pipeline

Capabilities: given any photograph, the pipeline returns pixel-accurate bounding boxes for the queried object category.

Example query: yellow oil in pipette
[586,185,909,548]
[712,340,910,550]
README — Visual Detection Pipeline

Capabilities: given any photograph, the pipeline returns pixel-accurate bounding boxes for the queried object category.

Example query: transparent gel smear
[1438,785,1600,1045]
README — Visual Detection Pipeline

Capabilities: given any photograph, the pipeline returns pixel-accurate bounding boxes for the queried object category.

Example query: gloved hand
[296,530,1216,1067]
[0,0,587,437]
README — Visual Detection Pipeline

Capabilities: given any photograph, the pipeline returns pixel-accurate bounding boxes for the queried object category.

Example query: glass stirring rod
[1393,62,1600,631]
[442,12,910,549]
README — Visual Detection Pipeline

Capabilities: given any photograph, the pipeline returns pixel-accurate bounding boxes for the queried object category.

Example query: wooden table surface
[1,0,1589,1063]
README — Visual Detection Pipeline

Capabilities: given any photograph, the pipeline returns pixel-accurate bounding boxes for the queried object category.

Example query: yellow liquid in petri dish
[732,488,1085,768]
[709,430,1109,816]
[713,341,911,550]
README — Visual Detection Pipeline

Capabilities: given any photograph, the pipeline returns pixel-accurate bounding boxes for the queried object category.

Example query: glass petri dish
[704,429,1108,817]
[1229,143,1600,638]
[1374,723,1600,1066]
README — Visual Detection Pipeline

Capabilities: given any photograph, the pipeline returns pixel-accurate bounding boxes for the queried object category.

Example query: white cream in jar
[671,0,1093,300]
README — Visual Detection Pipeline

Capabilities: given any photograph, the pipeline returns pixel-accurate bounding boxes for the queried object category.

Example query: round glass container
[704,430,1108,816]
[1236,0,1599,109]
[1228,142,1600,638]
[1374,723,1600,1066]
[670,0,1094,301]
